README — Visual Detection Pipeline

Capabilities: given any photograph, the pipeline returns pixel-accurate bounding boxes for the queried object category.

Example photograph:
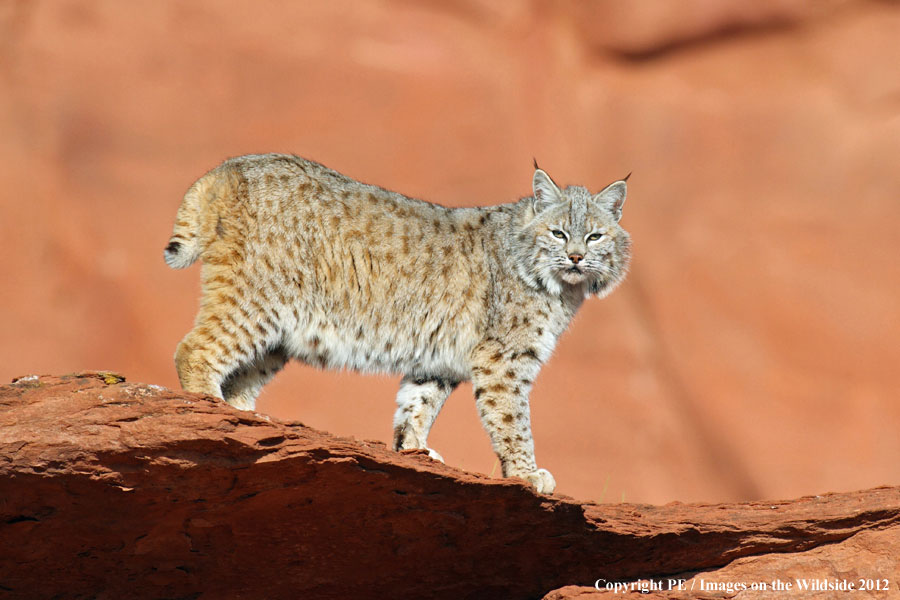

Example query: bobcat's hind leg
[220,348,288,411]
[174,313,279,410]
[392,376,458,461]
[174,328,232,400]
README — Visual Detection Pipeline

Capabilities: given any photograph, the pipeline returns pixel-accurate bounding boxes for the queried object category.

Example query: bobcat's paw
[523,468,556,494]
[399,447,445,463]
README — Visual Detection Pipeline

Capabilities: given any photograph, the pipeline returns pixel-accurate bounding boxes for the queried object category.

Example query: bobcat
[165,154,631,494]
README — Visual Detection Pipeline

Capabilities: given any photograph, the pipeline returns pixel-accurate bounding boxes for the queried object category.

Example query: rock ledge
[1,373,897,599]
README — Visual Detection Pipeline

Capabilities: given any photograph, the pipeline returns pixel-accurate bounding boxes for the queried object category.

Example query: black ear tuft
[533,157,540,170]
[623,172,632,182]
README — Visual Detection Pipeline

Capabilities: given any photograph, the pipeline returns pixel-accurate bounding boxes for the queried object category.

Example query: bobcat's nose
[568,253,584,265]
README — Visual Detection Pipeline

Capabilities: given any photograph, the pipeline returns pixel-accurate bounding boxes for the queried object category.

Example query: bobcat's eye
[550,229,567,240]
[586,232,604,242]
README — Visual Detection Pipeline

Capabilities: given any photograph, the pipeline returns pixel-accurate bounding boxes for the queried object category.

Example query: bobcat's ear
[593,178,628,222]
[532,169,561,214]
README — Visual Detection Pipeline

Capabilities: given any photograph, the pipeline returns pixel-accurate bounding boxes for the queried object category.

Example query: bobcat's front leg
[470,341,556,494]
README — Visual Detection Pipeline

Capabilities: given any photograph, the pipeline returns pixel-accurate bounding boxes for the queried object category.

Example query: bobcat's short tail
[164,170,222,269]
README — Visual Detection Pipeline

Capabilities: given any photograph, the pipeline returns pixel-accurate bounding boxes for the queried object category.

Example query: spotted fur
[165,154,631,494]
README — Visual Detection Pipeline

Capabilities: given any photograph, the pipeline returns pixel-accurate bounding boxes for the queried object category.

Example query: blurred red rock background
[1,0,897,504]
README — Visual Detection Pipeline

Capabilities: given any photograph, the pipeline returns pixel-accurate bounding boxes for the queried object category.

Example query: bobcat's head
[516,166,631,298]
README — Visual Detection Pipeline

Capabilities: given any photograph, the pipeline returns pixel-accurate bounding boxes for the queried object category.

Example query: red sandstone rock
[1,374,898,599]
[545,525,900,599]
